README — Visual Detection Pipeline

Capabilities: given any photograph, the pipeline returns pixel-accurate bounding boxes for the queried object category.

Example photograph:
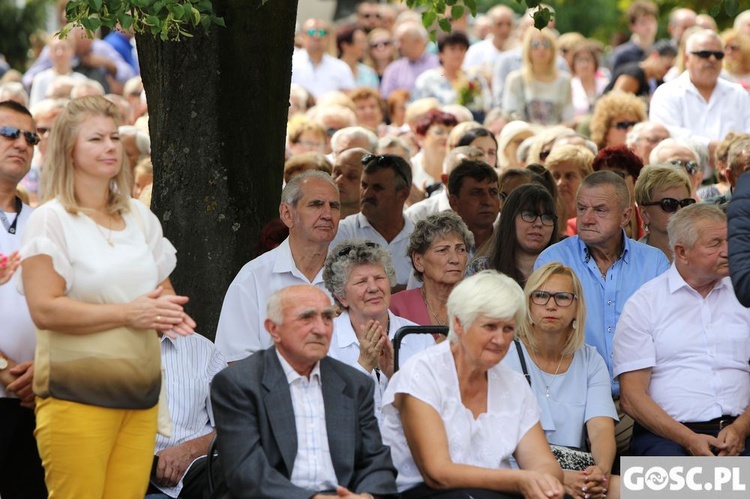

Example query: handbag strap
[514,339,531,386]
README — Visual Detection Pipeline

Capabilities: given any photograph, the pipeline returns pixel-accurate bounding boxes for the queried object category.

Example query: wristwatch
[0,357,8,370]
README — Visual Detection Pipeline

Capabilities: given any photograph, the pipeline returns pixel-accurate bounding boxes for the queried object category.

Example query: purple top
[380,53,440,98]
[389,288,431,326]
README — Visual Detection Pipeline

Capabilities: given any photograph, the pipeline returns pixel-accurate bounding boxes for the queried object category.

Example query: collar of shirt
[272,237,325,284]
[160,334,178,349]
[680,70,732,101]
[577,230,631,265]
[356,212,412,241]
[275,348,322,384]
[667,262,731,296]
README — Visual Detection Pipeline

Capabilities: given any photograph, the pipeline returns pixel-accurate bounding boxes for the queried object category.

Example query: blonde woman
[721,29,750,89]
[503,28,573,126]
[20,96,195,498]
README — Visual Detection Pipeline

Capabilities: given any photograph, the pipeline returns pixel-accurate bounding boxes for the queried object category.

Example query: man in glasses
[615,204,750,457]
[291,18,355,99]
[0,100,47,498]
[216,171,341,362]
[536,171,669,454]
[649,138,703,197]
[650,30,750,162]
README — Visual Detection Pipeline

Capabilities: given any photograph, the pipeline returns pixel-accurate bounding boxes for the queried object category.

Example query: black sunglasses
[612,121,638,130]
[690,50,725,60]
[0,126,40,146]
[641,197,696,213]
[335,240,379,258]
[531,290,577,307]
[670,159,699,175]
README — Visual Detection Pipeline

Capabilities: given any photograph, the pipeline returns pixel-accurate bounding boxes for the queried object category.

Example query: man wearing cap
[615,204,750,456]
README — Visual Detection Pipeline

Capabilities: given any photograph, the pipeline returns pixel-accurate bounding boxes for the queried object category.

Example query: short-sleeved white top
[381,341,540,492]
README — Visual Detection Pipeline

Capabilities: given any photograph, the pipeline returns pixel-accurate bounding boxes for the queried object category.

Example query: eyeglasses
[335,240,379,258]
[362,153,410,187]
[611,121,638,130]
[670,159,699,175]
[530,40,552,49]
[306,28,328,38]
[370,40,392,49]
[690,50,725,60]
[641,197,696,213]
[520,210,557,226]
[0,126,40,146]
[531,290,577,307]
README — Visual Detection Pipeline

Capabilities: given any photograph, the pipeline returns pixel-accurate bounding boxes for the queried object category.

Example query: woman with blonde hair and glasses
[505,263,620,499]
[19,96,195,498]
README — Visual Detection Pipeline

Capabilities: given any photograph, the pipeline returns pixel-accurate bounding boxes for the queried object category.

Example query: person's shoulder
[231,241,287,282]
[218,348,268,381]
[627,238,669,262]
[540,236,577,256]
[322,355,373,387]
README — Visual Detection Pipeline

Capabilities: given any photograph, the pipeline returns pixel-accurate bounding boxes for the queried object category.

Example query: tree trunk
[136,0,299,341]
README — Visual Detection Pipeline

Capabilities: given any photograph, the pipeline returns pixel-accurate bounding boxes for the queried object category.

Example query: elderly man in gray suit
[210,285,398,499]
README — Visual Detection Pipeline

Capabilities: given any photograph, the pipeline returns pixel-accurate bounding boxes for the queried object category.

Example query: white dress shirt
[405,189,451,224]
[649,71,750,147]
[215,238,332,362]
[331,213,414,286]
[328,311,433,423]
[291,50,355,99]
[275,351,338,492]
[613,265,750,422]
[155,334,228,497]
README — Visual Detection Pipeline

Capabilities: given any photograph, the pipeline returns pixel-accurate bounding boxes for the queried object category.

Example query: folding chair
[393,325,448,372]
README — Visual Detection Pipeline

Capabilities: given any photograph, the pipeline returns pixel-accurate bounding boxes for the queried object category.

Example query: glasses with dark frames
[640,197,696,213]
[611,121,638,131]
[335,241,379,258]
[519,210,557,226]
[690,50,725,60]
[531,290,577,307]
[0,126,40,146]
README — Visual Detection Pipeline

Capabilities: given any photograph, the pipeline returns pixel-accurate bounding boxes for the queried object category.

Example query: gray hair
[395,21,429,41]
[649,138,699,165]
[728,137,750,177]
[668,203,726,251]
[331,126,378,154]
[266,288,285,325]
[407,212,475,282]
[685,29,723,53]
[447,270,525,344]
[323,240,397,309]
[280,170,337,207]
[119,125,151,156]
[0,82,29,107]
[626,121,670,147]
[579,170,631,209]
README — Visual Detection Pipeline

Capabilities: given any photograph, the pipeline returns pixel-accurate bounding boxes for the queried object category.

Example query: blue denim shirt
[535,233,669,397]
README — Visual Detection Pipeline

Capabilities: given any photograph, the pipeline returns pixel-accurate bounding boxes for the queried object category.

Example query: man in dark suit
[210,284,398,499]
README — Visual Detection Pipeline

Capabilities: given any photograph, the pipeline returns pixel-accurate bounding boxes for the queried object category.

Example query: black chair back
[393,325,448,372]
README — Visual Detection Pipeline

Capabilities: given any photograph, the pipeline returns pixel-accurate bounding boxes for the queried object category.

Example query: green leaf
[445,0,457,6]
[422,11,436,29]
[465,0,477,15]
[451,6,464,20]
[725,0,740,17]
[153,1,165,13]
[709,3,721,17]
[87,0,103,12]
[526,0,541,8]
[147,15,161,26]
[212,15,225,27]
[192,7,201,25]
[438,17,452,33]
[168,4,185,19]
[436,0,446,13]
[533,9,551,30]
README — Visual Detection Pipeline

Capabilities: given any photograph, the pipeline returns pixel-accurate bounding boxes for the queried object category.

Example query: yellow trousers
[35,397,157,499]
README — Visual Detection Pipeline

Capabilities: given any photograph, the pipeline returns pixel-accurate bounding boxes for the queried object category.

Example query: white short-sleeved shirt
[1,202,35,398]
[328,310,433,422]
[503,341,618,449]
[613,264,750,422]
[215,237,332,362]
[381,341,540,492]
[331,213,414,286]
[291,51,355,99]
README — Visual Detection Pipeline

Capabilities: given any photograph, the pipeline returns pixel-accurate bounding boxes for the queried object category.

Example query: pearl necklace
[530,349,565,398]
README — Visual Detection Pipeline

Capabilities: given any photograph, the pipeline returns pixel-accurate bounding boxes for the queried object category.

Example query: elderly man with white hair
[649,138,703,197]
[462,5,516,76]
[626,121,670,165]
[380,22,439,98]
[329,126,377,158]
[649,29,750,158]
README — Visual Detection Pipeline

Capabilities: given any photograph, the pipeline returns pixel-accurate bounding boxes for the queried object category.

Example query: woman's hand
[0,251,20,285]
[357,320,386,373]
[378,334,394,379]
[563,467,609,499]
[518,470,566,499]
[126,286,195,337]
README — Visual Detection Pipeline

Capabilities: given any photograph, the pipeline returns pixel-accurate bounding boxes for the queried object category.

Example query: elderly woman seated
[323,241,435,422]
[381,270,566,499]
[390,211,473,332]
[504,263,620,499]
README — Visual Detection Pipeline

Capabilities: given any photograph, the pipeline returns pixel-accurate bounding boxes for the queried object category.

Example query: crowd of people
[3,1,750,498]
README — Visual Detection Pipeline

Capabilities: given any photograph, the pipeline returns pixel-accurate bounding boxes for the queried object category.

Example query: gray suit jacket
[210,347,398,499]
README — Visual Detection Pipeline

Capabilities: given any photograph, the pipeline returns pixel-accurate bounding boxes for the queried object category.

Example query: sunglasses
[530,40,552,49]
[335,240,379,258]
[670,159,699,175]
[690,50,725,60]
[641,197,696,213]
[520,210,557,226]
[612,121,638,130]
[0,126,41,146]
[531,290,577,307]
[362,153,410,187]
[370,40,392,49]
[306,28,328,38]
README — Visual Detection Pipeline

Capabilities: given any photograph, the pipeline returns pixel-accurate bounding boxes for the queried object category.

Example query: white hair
[330,126,378,154]
[649,138,699,164]
[685,29,723,53]
[119,125,151,156]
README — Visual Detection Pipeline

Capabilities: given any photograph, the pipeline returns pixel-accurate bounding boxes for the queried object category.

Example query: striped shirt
[154,334,227,497]
[276,350,338,492]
